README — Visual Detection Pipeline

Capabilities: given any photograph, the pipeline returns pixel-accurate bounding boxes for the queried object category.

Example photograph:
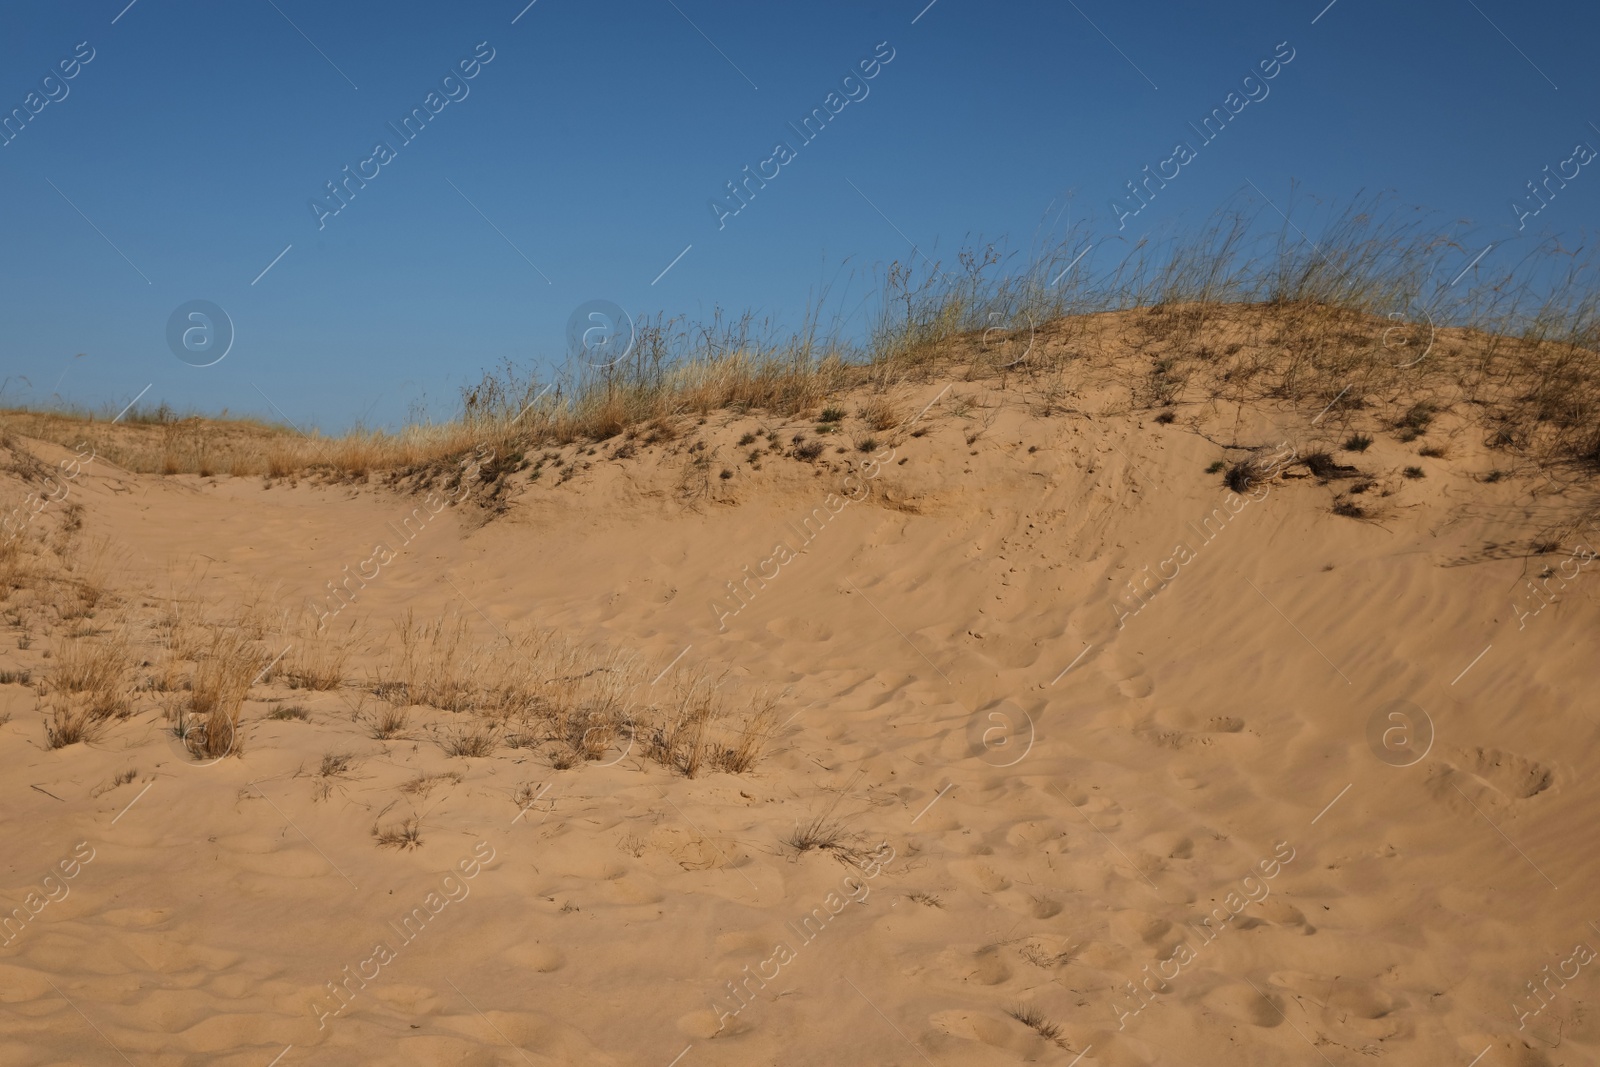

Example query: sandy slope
[1,372,1597,1067]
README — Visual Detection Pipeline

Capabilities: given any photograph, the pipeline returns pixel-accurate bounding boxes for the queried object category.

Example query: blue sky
[2,0,1596,430]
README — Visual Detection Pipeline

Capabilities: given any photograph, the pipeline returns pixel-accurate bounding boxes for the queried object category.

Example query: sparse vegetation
[401,771,463,797]
[372,816,423,850]
[5,195,1598,496]
[787,812,851,855]
[1007,1004,1068,1047]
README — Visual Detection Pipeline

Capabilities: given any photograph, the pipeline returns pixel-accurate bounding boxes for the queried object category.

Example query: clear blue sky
[2,0,1596,430]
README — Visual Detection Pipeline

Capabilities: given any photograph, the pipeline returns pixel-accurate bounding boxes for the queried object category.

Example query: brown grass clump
[1007,1004,1070,1048]
[400,771,462,798]
[368,700,409,740]
[786,812,852,854]
[372,816,423,850]
[711,690,779,774]
[42,628,135,748]
[642,667,726,778]
[178,628,262,760]
[441,721,499,758]
[858,394,901,432]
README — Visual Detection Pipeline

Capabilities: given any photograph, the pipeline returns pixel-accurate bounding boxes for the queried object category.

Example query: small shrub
[856,437,879,453]
[1205,460,1226,474]
[1333,500,1367,518]
[794,441,825,461]
[819,406,846,423]
[268,704,310,721]
[1154,410,1176,424]
[737,432,756,446]
[1403,465,1426,479]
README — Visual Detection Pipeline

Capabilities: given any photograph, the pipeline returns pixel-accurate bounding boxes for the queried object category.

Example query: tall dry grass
[176,627,263,760]
[42,628,135,748]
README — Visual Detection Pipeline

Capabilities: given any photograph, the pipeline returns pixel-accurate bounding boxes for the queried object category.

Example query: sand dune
[2,321,1597,1066]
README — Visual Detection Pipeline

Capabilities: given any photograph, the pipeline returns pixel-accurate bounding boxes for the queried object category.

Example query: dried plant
[180,627,262,760]
[372,816,423,850]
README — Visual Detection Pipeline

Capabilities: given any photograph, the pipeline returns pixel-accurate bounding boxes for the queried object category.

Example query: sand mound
[2,319,1596,1066]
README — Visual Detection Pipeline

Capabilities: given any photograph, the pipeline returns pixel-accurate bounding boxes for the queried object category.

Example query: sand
[1,365,1596,1067]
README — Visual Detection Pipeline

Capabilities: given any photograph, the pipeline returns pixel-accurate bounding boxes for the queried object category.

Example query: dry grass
[372,816,423,850]
[41,628,135,748]
[178,627,262,760]
[786,812,853,855]
[440,721,499,758]
[710,690,779,774]
[5,199,1597,521]
[305,749,359,801]
[641,666,727,778]
[1007,1004,1070,1047]
[285,618,362,690]
[367,617,777,777]
[400,771,462,797]
[368,700,409,740]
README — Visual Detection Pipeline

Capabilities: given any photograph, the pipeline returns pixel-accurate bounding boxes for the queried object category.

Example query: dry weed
[179,627,261,760]
[372,816,423,850]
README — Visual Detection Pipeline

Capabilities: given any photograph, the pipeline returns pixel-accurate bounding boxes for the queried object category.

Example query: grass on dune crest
[4,195,1598,486]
